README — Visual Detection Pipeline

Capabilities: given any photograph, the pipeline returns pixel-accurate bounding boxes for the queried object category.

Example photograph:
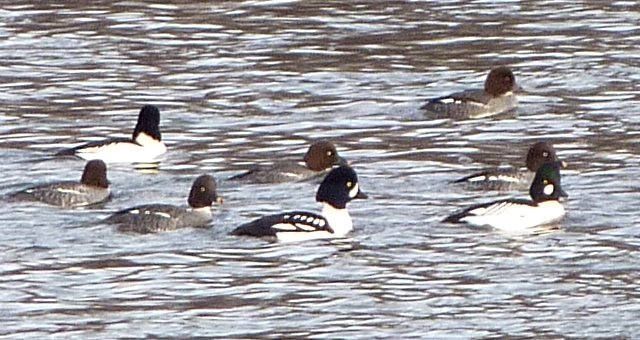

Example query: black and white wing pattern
[422,89,492,118]
[438,89,492,105]
[231,211,334,238]
[56,137,134,156]
[106,204,183,233]
[10,182,110,208]
[443,199,535,223]
[452,166,526,191]
[228,162,311,184]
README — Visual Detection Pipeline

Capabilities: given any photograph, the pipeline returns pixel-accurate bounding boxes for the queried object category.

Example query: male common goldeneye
[229,140,348,184]
[105,174,222,233]
[10,160,110,208]
[453,141,562,191]
[57,105,167,163]
[443,161,567,232]
[422,66,518,119]
[231,165,367,242]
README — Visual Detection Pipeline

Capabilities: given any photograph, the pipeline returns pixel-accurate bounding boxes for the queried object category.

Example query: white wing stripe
[272,223,298,231]
[470,202,531,217]
[295,223,317,231]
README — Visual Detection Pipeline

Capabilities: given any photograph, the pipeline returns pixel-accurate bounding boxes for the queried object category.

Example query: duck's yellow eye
[327,151,333,156]
[201,187,206,192]
[346,181,352,188]
[543,179,548,185]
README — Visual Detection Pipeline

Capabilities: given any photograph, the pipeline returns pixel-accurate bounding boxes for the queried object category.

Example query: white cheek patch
[349,183,359,198]
[544,184,554,196]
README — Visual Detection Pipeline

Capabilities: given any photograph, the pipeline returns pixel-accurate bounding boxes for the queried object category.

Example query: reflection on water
[2,1,640,338]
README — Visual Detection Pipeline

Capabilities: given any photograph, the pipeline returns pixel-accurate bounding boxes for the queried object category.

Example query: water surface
[1,1,640,338]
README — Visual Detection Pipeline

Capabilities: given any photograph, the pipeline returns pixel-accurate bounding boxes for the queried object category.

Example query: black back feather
[231,211,333,237]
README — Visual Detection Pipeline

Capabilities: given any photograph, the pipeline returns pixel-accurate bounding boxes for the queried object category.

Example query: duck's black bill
[336,156,349,166]
[559,189,568,199]
[355,190,368,199]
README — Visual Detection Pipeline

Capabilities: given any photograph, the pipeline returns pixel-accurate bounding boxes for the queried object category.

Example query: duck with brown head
[105,174,223,233]
[229,140,348,184]
[422,66,519,119]
[452,141,564,191]
[10,160,111,208]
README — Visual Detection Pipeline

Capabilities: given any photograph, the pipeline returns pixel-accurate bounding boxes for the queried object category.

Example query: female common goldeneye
[453,141,562,191]
[443,161,567,232]
[57,105,167,163]
[229,140,348,184]
[105,174,222,233]
[10,160,110,208]
[422,66,518,119]
[231,165,367,242]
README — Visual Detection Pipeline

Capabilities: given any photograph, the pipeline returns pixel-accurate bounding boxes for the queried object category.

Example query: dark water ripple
[1,1,640,338]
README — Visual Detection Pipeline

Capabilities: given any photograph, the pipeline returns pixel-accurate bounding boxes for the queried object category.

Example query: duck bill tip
[336,156,349,166]
[355,191,368,199]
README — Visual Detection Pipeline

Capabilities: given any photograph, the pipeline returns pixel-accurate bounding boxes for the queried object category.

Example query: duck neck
[135,132,163,145]
[188,206,212,216]
[321,203,353,236]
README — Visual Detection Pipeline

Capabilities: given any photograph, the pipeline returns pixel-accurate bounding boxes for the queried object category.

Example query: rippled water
[1,1,640,338]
